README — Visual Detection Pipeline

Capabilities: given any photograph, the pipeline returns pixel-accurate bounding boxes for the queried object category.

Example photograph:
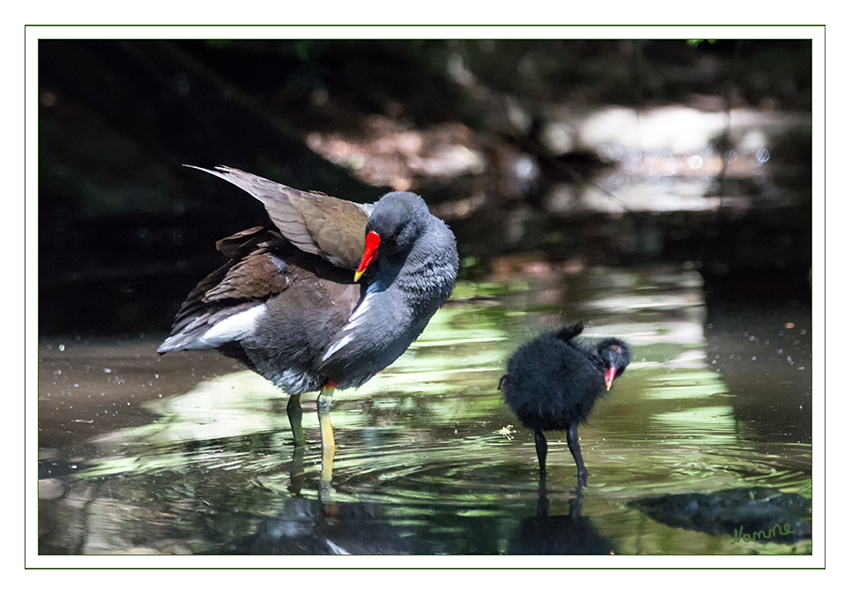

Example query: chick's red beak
[354,231,381,282]
[604,366,617,391]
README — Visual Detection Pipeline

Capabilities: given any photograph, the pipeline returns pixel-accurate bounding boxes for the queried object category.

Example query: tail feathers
[555,322,585,343]
[158,303,265,354]
[157,334,192,354]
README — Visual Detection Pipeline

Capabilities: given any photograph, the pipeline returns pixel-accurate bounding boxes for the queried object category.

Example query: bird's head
[354,191,429,281]
[599,339,632,390]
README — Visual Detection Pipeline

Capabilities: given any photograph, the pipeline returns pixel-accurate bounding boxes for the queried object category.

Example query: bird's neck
[378,234,456,312]
[570,339,608,373]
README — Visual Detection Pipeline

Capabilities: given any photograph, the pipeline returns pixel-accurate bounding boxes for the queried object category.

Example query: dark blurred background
[37,38,813,336]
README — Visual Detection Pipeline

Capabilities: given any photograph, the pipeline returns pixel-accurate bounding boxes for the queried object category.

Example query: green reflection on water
[43,269,813,556]
[644,370,729,400]
[652,405,737,433]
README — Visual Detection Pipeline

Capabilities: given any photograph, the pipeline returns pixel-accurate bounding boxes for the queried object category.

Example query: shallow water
[37,263,812,558]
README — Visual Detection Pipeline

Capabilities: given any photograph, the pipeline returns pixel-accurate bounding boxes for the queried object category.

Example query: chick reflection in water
[507,480,615,555]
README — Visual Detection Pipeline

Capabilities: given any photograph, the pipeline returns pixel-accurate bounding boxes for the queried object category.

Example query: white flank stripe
[322,334,354,362]
[322,282,382,362]
[199,304,266,347]
[343,285,379,328]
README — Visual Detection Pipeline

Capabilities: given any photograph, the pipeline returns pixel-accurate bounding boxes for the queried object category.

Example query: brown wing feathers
[161,227,288,350]
[160,166,373,353]
[184,165,371,270]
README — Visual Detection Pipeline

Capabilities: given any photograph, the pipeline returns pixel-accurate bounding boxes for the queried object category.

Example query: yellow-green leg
[317,382,336,450]
[321,439,337,488]
[286,393,306,447]
[317,382,337,491]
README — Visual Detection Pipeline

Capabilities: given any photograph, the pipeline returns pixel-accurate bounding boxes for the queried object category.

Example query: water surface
[38,264,812,558]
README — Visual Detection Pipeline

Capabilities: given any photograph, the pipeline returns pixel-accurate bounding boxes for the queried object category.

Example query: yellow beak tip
[353,270,364,282]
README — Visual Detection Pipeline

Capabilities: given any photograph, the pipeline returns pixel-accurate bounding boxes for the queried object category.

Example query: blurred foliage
[38,38,813,334]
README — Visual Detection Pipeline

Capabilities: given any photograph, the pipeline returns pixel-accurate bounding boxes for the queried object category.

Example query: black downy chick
[500,322,631,482]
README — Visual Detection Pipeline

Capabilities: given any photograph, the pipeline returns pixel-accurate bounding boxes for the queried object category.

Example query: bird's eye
[385,226,403,245]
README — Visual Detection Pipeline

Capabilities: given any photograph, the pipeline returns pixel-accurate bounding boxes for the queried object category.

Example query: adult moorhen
[159,166,459,451]
[499,322,631,483]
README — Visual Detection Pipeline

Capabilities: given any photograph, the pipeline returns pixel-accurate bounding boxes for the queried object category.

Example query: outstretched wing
[185,165,374,270]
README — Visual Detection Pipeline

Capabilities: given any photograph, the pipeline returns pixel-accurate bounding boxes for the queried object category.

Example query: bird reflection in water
[507,477,616,555]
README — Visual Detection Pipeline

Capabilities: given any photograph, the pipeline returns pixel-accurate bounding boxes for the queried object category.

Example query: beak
[604,366,617,391]
[354,231,381,282]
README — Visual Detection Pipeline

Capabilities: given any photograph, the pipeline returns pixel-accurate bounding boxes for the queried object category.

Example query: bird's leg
[317,382,337,494]
[289,444,305,496]
[566,421,587,485]
[536,472,549,518]
[286,393,305,447]
[317,381,337,450]
[534,429,548,478]
[320,442,337,495]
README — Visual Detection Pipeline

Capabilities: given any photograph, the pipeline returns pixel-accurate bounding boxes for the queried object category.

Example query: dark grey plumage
[158,166,458,447]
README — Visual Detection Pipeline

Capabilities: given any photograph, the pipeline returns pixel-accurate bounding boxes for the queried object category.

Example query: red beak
[604,366,617,391]
[354,231,381,282]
